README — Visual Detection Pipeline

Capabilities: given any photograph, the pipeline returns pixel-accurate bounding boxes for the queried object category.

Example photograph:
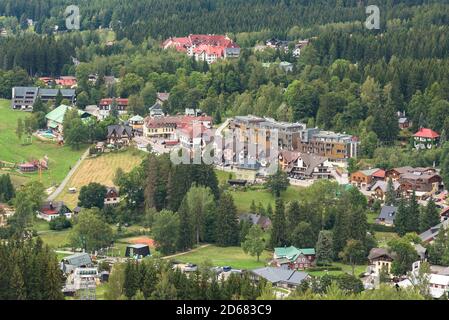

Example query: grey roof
[13,87,38,96]
[414,244,427,260]
[238,213,272,228]
[300,153,328,176]
[372,180,400,193]
[250,267,308,286]
[63,253,92,267]
[377,206,398,224]
[419,219,448,242]
[368,248,395,261]
[39,88,76,97]
[107,125,133,138]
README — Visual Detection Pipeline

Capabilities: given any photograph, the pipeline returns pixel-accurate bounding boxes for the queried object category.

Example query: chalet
[238,213,272,230]
[37,201,72,222]
[128,115,145,135]
[286,153,332,180]
[376,205,398,226]
[419,219,449,243]
[293,40,310,58]
[385,166,437,181]
[104,187,120,206]
[371,180,400,201]
[367,248,396,275]
[149,102,165,117]
[46,104,91,133]
[350,168,383,188]
[272,246,316,270]
[107,125,133,146]
[414,128,440,149]
[11,87,76,110]
[398,171,442,196]
[249,267,309,289]
[98,98,129,119]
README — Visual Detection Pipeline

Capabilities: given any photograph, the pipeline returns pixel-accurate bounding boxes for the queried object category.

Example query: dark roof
[377,206,398,224]
[107,125,133,138]
[40,201,71,214]
[419,220,448,242]
[251,267,308,286]
[127,244,149,249]
[368,248,395,260]
[238,213,272,228]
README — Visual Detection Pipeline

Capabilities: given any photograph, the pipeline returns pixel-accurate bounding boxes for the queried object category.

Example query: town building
[249,267,309,289]
[11,87,76,110]
[163,34,240,64]
[279,151,332,180]
[37,201,72,221]
[98,98,129,119]
[272,246,316,270]
[45,104,91,133]
[143,115,213,141]
[376,205,398,226]
[106,125,133,147]
[149,102,165,117]
[371,180,400,201]
[367,248,396,275]
[104,187,120,206]
[413,128,440,149]
[419,219,449,243]
[61,253,93,274]
[128,115,145,135]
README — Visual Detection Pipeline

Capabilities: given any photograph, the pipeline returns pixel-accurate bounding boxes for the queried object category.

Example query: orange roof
[414,128,439,139]
[372,169,386,178]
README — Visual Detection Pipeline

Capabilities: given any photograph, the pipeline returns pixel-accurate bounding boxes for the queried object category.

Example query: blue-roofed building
[376,205,398,226]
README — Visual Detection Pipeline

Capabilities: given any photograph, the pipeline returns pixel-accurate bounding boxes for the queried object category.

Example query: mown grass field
[56,150,144,208]
[173,245,271,270]
[229,185,303,213]
[307,263,368,277]
[0,99,85,188]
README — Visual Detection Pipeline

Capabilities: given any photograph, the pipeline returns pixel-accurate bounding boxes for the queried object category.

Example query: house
[285,152,332,180]
[292,40,310,58]
[371,180,400,201]
[84,105,102,120]
[414,128,440,149]
[350,168,382,188]
[107,125,133,146]
[128,115,144,135]
[419,219,449,243]
[376,206,398,226]
[149,102,165,117]
[37,201,72,221]
[272,246,316,270]
[61,253,93,274]
[163,34,240,64]
[55,76,77,88]
[249,267,309,289]
[104,187,120,206]
[11,87,76,110]
[399,117,410,129]
[279,61,293,73]
[398,171,442,196]
[385,166,436,181]
[143,115,213,141]
[185,108,202,116]
[367,248,396,275]
[177,123,211,149]
[265,38,289,51]
[45,104,91,133]
[98,98,129,119]
[125,244,151,258]
[238,213,272,230]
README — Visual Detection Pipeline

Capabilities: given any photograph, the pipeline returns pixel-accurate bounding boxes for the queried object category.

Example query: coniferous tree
[269,198,287,248]
[215,193,239,247]
[419,198,440,232]
[384,178,396,206]
[177,198,194,251]
[316,230,334,265]
[395,196,409,236]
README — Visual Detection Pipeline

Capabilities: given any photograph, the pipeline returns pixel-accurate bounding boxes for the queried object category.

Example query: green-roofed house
[272,246,316,270]
[45,104,91,133]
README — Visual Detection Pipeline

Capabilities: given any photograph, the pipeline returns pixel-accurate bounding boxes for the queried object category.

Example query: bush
[308,266,343,272]
[369,223,396,233]
[49,215,72,231]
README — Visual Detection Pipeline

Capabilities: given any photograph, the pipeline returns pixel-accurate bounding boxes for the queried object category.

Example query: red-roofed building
[163,34,240,64]
[414,128,440,150]
[372,169,386,180]
[99,98,129,119]
[55,76,77,88]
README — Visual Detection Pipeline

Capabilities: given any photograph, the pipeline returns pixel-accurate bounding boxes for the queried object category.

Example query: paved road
[47,148,90,201]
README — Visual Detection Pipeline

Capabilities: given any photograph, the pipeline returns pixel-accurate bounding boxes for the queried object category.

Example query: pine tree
[384,178,396,206]
[215,193,239,247]
[316,230,334,265]
[395,196,408,236]
[286,200,301,235]
[407,191,420,233]
[419,198,440,232]
[349,207,368,243]
[177,198,194,251]
[269,198,287,248]
[124,262,141,299]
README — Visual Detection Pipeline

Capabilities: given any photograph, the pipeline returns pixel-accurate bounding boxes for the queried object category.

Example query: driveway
[47,148,90,201]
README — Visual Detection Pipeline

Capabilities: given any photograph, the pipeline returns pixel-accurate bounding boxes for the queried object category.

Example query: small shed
[228,179,247,187]
[125,244,151,258]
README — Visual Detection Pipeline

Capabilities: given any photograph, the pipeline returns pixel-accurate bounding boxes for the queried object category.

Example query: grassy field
[0,99,85,188]
[229,185,303,213]
[308,263,368,277]
[214,169,235,185]
[56,150,144,208]
[173,245,271,270]
[38,229,72,248]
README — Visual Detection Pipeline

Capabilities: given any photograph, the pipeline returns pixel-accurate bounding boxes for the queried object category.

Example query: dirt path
[47,148,90,201]
[162,244,211,260]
